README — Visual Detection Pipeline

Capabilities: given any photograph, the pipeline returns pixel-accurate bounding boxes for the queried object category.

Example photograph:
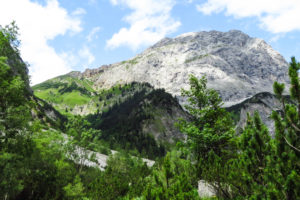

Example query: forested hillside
[1,23,299,200]
[33,75,188,159]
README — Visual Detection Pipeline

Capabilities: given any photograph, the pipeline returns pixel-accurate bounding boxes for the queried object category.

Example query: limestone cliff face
[83,30,289,106]
[227,92,294,135]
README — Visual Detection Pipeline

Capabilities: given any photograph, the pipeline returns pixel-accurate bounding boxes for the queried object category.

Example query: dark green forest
[0,23,299,200]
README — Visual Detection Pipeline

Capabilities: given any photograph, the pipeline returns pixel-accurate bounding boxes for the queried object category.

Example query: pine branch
[281,96,286,116]
[282,96,300,132]
[283,136,300,153]
[287,116,300,132]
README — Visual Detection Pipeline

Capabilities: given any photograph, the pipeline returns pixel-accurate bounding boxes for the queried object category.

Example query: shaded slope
[86,82,187,159]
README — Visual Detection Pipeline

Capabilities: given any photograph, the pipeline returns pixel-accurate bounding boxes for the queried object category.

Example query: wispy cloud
[72,8,87,16]
[60,45,95,71]
[196,0,300,33]
[87,26,101,42]
[78,45,95,66]
[0,0,83,85]
[269,34,285,43]
[107,0,181,50]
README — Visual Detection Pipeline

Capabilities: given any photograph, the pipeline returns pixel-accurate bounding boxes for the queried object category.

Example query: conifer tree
[228,112,274,198]
[143,151,199,200]
[269,57,300,199]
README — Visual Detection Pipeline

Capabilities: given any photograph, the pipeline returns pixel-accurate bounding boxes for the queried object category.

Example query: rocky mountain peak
[82,65,110,78]
[152,30,250,50]
[81,30,289,106]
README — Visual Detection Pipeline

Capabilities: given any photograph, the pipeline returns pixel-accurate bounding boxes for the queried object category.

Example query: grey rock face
[83,30,289,106]
[198,180,216,198]
[227,92,293,135]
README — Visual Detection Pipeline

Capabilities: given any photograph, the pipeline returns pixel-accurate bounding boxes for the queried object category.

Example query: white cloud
[60,45,95,70]
[78,46,95,65]
[107,0,181,50]
[60,51,79,68]
[0,0,83,85]
[72,8,86,16]
[87,26,101,42]
[269,34,284,43]
[196,0,300,33]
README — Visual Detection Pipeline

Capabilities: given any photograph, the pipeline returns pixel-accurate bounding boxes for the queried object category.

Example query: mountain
[227,92,294,135]
[76,30,289,106]
[33,30,292,139]
[86,82,186,141]
[3,24,299,200]
[33,77,188,158]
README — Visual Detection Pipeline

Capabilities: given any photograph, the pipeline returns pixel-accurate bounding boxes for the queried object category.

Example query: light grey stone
[80,30,289,107]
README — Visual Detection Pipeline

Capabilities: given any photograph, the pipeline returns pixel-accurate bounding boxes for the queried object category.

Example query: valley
[1,23,299,200]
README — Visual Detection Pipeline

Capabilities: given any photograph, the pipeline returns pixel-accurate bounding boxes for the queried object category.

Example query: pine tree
[269,57,300,199]
[143,151,199,200]
[227,112,274,198]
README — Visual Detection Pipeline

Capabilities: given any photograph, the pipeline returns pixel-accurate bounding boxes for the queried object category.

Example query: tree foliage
[143,151,199,200]
[269,57,300,199]
[0,23,87,200]
[178,69,300,199]
[1,21,300,200]
[177,75,235,197]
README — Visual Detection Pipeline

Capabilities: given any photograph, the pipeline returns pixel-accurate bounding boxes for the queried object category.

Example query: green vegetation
[35,89,90,106]
[1,22,300,200]
[33,76,95,114]
[121,56,140,66]
[0,23,85,200]
[87,83,183,159]
[185,54,209,64]
[177,75,236,197]
[177,61,300,199]
[128,58,139,65]
[143,151,199,200]
[34,77,185,159]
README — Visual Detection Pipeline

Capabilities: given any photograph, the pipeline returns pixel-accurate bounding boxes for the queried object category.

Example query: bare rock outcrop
[83,30,289,106]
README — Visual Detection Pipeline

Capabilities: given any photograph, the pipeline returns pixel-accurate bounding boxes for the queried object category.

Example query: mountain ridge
[33,29,292,137]
[64,29,289,107]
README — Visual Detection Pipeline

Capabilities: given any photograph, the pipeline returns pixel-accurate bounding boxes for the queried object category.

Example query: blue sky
[1,0,300,85]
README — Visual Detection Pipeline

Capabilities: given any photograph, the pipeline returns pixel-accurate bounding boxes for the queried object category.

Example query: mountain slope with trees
[1,22,299,200]
[33,73,189,159]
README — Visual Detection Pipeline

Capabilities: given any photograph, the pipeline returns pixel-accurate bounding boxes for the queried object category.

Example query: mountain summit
[79,30,289,106]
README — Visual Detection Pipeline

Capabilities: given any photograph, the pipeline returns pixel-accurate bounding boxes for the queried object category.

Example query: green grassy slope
[33,75,189,158]
[32,73,96,115]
